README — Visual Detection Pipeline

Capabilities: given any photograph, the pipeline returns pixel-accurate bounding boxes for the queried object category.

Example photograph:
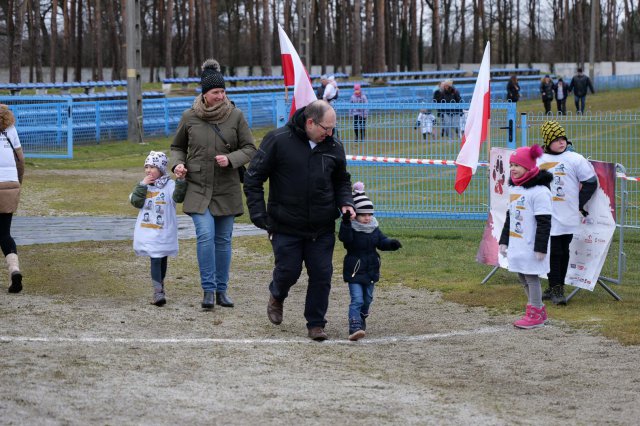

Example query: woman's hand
[215,155,230,167]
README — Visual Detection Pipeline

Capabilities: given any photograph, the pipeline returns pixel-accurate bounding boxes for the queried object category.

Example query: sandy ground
[1,254,639,426]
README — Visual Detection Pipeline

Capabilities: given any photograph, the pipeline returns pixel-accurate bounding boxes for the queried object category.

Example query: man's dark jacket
[243,106,354,238]
[568,74,595,97]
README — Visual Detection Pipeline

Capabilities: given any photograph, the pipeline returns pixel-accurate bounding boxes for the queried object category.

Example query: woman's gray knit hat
[201,59,225,94]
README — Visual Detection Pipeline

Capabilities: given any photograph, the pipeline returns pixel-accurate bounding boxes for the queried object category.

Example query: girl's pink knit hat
[510,144,543,171]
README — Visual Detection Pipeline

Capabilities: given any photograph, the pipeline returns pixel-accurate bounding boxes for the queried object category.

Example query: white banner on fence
[477,149,616,291]
[565,161,617,291]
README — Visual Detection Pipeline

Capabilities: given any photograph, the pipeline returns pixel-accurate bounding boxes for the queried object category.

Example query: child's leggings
[0,213,17,256]
[150,257,168,284]
[517,273,543,308]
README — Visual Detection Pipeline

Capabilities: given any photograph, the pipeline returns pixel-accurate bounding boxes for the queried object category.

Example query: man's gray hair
[304,100,331,123]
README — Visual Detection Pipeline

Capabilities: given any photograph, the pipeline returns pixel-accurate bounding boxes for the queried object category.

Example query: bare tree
[352,0,362,76]
[10,0,27,82]
[94,0,104,80]
[374,0,386,71]
[74,0,83,81]
[50,0,58,82]
[261,0,272,75]
[164,0,173,78]
[409,0,419,70]
[32,0,44,81]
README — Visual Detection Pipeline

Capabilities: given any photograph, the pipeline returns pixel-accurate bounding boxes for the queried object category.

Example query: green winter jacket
[170,105,256,216]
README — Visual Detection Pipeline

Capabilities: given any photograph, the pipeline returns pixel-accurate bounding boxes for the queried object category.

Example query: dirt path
[1,252,639,425]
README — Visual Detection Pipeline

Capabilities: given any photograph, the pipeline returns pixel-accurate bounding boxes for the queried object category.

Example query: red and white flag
[455,42,491,194]
[277,24,317,118]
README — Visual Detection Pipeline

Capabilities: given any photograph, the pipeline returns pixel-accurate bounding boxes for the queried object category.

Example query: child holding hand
[339,182,402,341]
[499,145,553,329]
[130,151,186,306]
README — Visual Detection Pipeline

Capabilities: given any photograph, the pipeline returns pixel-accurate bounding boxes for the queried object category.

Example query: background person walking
[553,78,570,115]
[540,75,554,114]
[568,68,595,114]
[0,104,24,293]
[349,84,368,143]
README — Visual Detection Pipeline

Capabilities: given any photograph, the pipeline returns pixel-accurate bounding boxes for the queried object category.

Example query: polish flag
[277,24,317,118]
[455,42,491,194]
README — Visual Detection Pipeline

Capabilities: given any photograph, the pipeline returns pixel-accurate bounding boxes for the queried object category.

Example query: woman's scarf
[192,94,234,124]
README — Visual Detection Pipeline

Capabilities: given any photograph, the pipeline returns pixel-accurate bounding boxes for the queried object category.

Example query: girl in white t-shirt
[130,151,187,306]
[499,144,553,329]
[537,121,597,305]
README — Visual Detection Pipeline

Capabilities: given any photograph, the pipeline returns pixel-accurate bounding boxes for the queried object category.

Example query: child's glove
[342,211,352,224]
[580,208,589,217]
[499,244,508,257]
[388,239,402,250]
[534,252,546,261]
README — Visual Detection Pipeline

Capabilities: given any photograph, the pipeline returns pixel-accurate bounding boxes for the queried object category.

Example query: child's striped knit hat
[352,182,374,215]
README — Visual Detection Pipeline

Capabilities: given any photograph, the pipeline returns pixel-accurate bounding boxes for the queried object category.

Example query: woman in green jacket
[171,59,257,311]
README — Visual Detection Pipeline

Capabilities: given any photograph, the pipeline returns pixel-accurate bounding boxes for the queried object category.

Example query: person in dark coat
[553,78,570,115]
[433,79,462,137]
[338,182,401,341]
[540,75,554,114]
[243,100,355,341]
[568,67,595,114]
[506,75,521,103]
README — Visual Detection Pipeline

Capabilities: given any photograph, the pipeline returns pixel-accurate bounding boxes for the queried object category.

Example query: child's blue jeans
[348,282,375,321]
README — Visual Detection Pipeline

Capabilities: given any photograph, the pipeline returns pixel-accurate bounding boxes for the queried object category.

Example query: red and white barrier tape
[346,155,489,167]
[617,173,640,182]
[347,155,638,182]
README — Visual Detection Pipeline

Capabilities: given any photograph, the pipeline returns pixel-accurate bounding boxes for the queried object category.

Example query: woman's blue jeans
[189,210,234,292]
[348,282,375,320]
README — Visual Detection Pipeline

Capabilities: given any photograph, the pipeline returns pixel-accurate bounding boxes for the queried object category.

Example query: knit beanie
[510,145,543,185]
[540,120,567,148]
[352,182,374,215]
[144,151,168,175]
[200,59,225,94]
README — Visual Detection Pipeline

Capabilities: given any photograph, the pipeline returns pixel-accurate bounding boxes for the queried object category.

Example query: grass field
[17,87,640,345]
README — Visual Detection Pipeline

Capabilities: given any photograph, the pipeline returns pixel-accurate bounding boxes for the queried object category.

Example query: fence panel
[9,101,72,158]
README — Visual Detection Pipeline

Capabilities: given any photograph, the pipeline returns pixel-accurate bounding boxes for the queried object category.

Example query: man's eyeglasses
[314,121,335,133]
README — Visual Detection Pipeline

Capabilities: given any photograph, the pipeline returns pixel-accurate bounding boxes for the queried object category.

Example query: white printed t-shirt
[507,183,553,275]
[538,150,595,235]
[133,179,179,258]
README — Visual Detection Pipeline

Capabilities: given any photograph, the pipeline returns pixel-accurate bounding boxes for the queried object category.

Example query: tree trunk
[433,0,442,70]
[458,0,466,66]
[10,0,27,83]
[50,0,58,82]
[188,0,195,76]
[374,0,386,72]
[352,0,362,76]
[165,0,173,78]
[472,0,479,62]
[409,0,419,70]
[105,1,121,80]
[32,0,44,81]
[94,0,103,80]
[364,0,374,71]
[261,0,272,75]
[75,0,83,81]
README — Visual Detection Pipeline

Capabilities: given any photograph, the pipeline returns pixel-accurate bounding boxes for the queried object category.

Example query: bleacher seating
[472,68,540,76]
[163,73,349,90]
[0,80,128,95]
[363,70,467,81]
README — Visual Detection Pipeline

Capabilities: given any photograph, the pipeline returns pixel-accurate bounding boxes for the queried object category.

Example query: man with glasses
[244,100,355,341]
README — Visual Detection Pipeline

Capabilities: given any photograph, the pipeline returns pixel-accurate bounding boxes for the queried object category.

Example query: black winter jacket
[499,170,553,253]
[339,221,399,284]
[568,74,595,97]
[243,106,354,238]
